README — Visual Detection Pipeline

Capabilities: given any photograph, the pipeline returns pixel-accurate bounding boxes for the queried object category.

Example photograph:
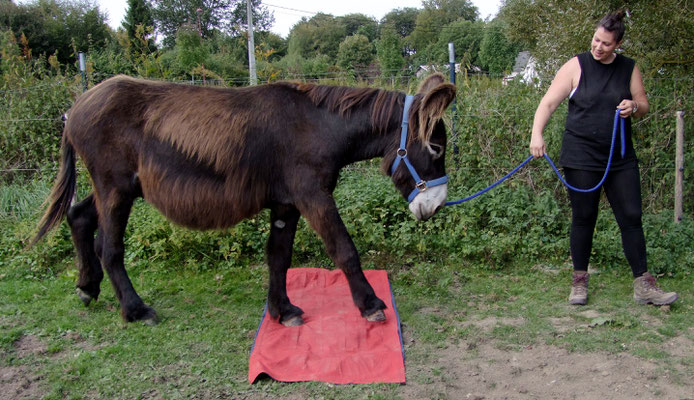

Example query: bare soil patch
[0,335,45,400]
[402,339,693,400]
[399,314,694,400]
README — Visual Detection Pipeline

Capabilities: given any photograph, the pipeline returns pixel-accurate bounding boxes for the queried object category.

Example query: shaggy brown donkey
[32,73,456,326]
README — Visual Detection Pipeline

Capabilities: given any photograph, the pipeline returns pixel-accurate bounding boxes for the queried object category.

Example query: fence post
[78,52,87,92]
[448,42,458,157]
[675,111,685,223]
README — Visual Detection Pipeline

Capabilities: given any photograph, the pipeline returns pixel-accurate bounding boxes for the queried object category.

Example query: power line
[264,3,317,16]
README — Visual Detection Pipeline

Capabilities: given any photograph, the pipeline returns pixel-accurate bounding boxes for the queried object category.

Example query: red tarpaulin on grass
[248,268,405,384]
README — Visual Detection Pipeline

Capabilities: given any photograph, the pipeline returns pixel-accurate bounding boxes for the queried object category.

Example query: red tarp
[248,268,405,384]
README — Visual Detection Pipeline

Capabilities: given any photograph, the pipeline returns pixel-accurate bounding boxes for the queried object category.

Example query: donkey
[32,73,456,326]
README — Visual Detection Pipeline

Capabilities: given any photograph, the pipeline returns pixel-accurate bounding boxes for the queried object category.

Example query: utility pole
[247,0,257,85]
[196,8,205,84]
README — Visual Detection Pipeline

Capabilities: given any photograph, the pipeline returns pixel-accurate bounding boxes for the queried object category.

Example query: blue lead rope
[445,109,625,206]
[445,155,533,206]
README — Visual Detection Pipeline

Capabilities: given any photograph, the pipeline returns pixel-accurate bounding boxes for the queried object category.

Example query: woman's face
[591,26,621,63]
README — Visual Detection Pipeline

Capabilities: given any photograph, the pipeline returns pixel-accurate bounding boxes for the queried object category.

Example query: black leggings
[565,167,648,278]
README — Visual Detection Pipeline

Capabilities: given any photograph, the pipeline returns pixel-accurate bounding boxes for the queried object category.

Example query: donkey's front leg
[266,205,304,326]
[299,196,386,321]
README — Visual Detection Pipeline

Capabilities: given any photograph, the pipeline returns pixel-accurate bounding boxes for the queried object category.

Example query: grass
[2,252,692,399]
[1,177,692,399]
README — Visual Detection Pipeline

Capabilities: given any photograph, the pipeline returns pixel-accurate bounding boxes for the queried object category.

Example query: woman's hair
[597,10,627,43]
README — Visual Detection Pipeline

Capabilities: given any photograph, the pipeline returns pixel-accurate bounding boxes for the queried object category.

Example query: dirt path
[401,318,694,400]
[402,341,692,399]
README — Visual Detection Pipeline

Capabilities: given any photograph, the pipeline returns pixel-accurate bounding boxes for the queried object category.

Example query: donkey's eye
[427,143,444,159]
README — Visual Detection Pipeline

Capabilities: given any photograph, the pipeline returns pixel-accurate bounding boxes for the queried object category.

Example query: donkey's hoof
[124,305,159,325]
[76,288,94,306]
[138,307,159,326]
[365,310,386,322]
[281,315,304,327]
[142,315,159,326]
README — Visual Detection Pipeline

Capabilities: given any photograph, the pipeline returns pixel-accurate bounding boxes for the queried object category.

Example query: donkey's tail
[30,134,77,247]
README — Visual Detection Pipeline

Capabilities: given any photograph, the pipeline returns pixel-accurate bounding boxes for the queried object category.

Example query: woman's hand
[529,134,546,158]
[617,99,639,118]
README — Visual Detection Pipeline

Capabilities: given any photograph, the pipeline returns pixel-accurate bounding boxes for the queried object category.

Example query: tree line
[3,0,692,85]
[1,0,524,84]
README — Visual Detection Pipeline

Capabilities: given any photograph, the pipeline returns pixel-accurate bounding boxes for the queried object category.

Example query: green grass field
[2,252,692,398]
[1,175,692,399]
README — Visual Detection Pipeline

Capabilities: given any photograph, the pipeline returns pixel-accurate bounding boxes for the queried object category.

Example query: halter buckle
[416,181,428,192]
[397,148,407,158]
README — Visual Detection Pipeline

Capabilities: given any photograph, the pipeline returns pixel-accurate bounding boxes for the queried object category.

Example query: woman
[529,11,677,306]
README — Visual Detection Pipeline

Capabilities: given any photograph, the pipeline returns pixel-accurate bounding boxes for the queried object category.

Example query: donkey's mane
[279,82,405,135]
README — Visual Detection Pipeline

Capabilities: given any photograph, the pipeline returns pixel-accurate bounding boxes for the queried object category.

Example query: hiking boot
[569,271,589,305]
[633,272,678,305]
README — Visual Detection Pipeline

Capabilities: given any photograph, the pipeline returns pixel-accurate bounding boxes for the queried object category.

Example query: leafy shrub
[1,31,77,182]
[1,58,691,277]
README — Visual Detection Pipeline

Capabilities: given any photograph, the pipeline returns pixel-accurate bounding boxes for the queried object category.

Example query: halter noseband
[391,95,448,203]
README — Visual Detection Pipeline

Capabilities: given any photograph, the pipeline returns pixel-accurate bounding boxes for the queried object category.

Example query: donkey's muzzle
[409,184,448,221]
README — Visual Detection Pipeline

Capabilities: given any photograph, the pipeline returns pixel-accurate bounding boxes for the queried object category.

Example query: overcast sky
[95,0,502,38]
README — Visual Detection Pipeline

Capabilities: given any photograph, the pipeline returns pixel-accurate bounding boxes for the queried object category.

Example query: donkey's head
[387,74,456,221]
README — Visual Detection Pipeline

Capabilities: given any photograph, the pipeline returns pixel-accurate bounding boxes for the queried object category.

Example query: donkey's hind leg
[97,190,157,324]
[66,194,104,306]
[266,205,304,326]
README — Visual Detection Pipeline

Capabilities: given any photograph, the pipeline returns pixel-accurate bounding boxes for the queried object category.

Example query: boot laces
[572,273,588,295]
[642,274,664,293]
[572,273,588,286]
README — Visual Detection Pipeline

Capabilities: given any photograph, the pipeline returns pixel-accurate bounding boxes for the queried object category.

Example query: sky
[96,0,502,38]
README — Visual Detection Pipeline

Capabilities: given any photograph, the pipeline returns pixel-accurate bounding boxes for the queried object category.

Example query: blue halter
[391,95,449,203]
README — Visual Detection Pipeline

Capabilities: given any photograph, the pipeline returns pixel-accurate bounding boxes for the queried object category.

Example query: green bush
[1,56,691,277]
[1,31,77,182]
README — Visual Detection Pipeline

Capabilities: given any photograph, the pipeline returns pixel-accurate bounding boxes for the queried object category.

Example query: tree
[255,31,287,62]
[337,33,374,75]
[407,0,478,59]
[150,0,273,48]
[434,19,484,66]
[287,13,345,59]
[226,0,273,35]
[339,13,378,41]
[498,0,694,78]
[380,7,419,38]
[123,0,154,41]
[478,20,520,75]
[421,0,478,22]
[175,23,208,75]
[376,25,406,77]
[0,0,111,65]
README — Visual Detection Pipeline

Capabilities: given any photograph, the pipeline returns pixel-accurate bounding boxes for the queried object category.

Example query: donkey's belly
[138,167,264,231]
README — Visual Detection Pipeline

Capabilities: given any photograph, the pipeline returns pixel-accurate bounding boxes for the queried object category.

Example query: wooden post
[675,111,684,223]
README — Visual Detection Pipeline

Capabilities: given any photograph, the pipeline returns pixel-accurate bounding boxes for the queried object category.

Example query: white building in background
[503,51,539,85]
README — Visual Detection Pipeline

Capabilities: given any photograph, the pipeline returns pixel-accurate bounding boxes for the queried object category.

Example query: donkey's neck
[338,109,400,167]
[347,132,396,164]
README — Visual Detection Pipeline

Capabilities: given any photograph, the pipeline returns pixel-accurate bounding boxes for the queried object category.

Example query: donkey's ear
[417,82,456,144]
[417,73,446,94]
[421,82,456,118]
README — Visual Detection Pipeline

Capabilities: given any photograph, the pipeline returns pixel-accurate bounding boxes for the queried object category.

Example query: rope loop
[445,109,624,206]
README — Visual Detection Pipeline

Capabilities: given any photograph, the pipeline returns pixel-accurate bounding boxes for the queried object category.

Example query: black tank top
[559,51,637,171]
